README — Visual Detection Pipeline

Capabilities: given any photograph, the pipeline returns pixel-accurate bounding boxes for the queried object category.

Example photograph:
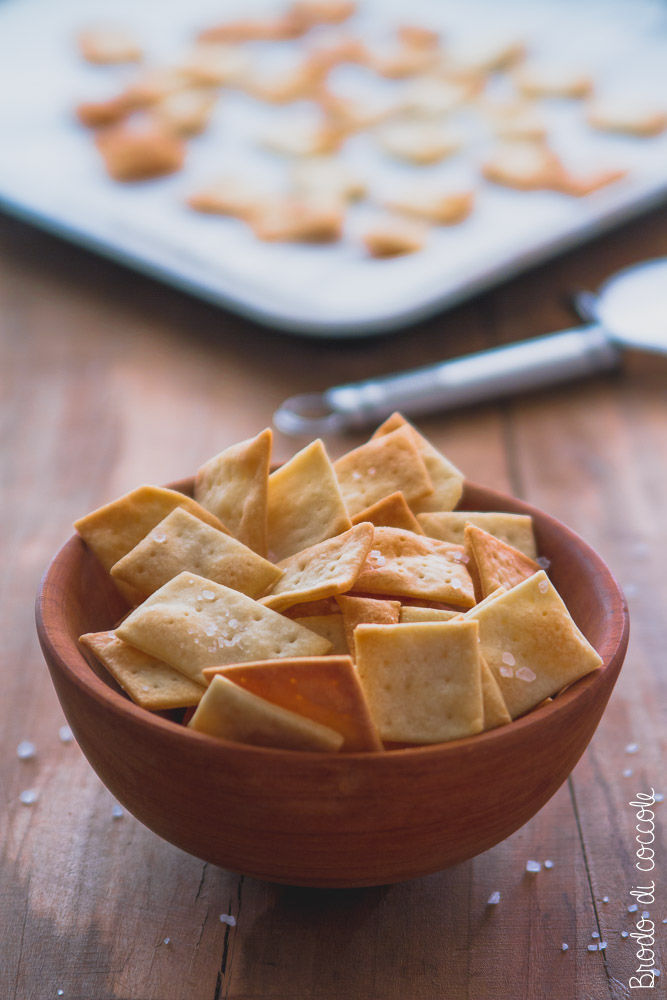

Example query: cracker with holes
[116,571,331,684]
[351,491,424,533]
[352,527,475,607]
[372,412,463,513]
[95,124,186,182]
[418,510,536,557]
[464,522,539,600]
[335,595,401,655]
[355,619,484,743]
[110,507,282,601]
[267,439,351,561]
[204,655,382,751]
[467,570,602,718]
[261,522,374,612]
[195,428,272,555]
[80,631,205,710]
[292,614,349,654]
[334,426,434,516]
[189,674,344,750]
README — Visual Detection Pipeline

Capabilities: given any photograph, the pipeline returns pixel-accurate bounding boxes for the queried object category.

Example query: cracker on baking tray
[350,491,424,533]
[261,522,374,612]
[418,510,536,558]
[384,190,474,226]
[116,571,332,684]
[352,527,475,608]
[586,98,667,137]
[362,218,428,258]
[267,438,351,561]
[195,428,272,556]
[372,412,463,513]
[77,26,143,64]
[80,631,205,710]
[110,507,282,601]
[467,570,602,719]
[464,523,539,600]
[333,425,434,516]
[203,655,382,750]
[94,124,186,182]
[376,120,463,165]
[335,595,401,656]
[250,195,345,243]
[355,619,484,744]
[189,675,345,751]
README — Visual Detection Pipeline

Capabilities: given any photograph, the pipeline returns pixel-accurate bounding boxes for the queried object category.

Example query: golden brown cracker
[418,510,536,558]
[362,218,427,257]
[335,595,401,655]
[372,412,463,513]
[480,656,511,730]
[291,614,349,655]
[95,124,185,181]
[399,606,458,623]
[385,190,474,226]
[334,426,434,516]
[464,522,540,600]
[350,491,424,533]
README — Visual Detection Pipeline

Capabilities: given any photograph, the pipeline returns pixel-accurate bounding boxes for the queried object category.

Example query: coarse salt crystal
[516,666,536,683]
[625,742,639,754]
[499,665,514,678]
[602,896,609,903]
[153,532,167,543]
[538,579,549,593]
[628,904,638,913]
[228,619,239,630]
[17,740,36,760]
[501,651,515,667]
[621,931,629,938]
[368,467,376,476]
[58,725,74,743]
[57,991,64,997]
[201,590,216,602]
[537,556,551,570]
[487,891,501,905]
[525,860,541,873]
[112,804,124,819]
[219,914,236,925]
[204,623,217,636]
[642,910,650,919]
[19,789,38,805]
[544,859,554,869]
[623,768,633,777]
[163,937,170,945]
[587,944,598,952]
[561,943,569,951]
[592,931,600,939]
[654,793,663,802]
[598,942,607,951]
[653,970,661,977]
[351,471,361,481]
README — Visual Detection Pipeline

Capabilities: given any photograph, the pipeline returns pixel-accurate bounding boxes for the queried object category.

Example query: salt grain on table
[625,742,639,754]
[525,860,541,873]
[487,891,501,905]
[544,859,554,869]
[17,740,36,759]
[112,804,124,819]
[561,943,569,951]
[219,914,237,925]
[58,725,74,743]
[19,789,38,805]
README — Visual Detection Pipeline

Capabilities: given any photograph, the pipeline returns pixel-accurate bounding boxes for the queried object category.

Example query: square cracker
[355,619,484,743]
[79,631,204,710]
[267,439,351,562]
[350,491,424,533]
[291,614,349,655]
[372,412,463,513]
[464,522,540,600]
[399,606,459,623]
[116,571,331,684]
[333,426,433,517]
[195,428,272,556]
[75,485,228,603]
[418,511,537,559]
[189,674,344,751]
[261,522,374,613]
[204,656,382,751]
[467,571,602,719]
[352,527,475,608]
[335,595,401,656]
[110,506,282,601]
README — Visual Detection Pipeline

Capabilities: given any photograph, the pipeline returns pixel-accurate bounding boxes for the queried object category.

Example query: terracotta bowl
[36,480,628,888]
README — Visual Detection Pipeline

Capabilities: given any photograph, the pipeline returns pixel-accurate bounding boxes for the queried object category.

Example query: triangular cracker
[195,428,272,556]
[110,506,282,601]
[261,522,374,613]
[291,614,349,654]
[480,656,511,730]
[355,620,484,743]
[116,571,331,684]
[464,523,540,600]
[204,656,382,751]
[352,528,475,608]
[467,571,603,719]
[418,510,537,558]
[189,675,344,751]
[350,491,424,533]
[335,595,401,656]
[333,426,434,516]
[267,439,351,562]
[371,412,463,513]
[74,485,229,604]
[79,631,204,710]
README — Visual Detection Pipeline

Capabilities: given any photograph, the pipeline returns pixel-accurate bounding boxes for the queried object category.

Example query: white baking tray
[0,0,666,337]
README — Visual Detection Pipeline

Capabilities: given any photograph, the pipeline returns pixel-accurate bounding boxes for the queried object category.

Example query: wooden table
[1,206,665,1000]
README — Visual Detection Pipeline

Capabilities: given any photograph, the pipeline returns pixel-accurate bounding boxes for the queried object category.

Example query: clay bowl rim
[36,478,629,768]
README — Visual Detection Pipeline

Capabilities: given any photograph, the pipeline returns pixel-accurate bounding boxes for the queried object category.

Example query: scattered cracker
[250,195,345,242]
[290,1,357,26]
[116,571,332,684]
[442,37,525,77]
[397,25,441,50]
[189,674,344,751]
[362,218,427,258]
[418,511,537,558]
[482,141,567,192]
[292,614,349,654]
[262,119,347,157]
[384,189,473,225]
[77,26,143,65]
[195,428,272,555]
[153,88,218,137]
[76,95,130,129]
[267,438,351,561]
[335,594,401,655]
[350,491,424,533]
[206,654,382,751]
[514,64,593,100]
[79,631,204,710]
[464,522,540,600]
[318,90,391,132]
[482,99,548,142]
[334,426,434,515]
[122,68,191,108]
[261,522,374,613]
[355,619,484,743]
[398,76,473,117]
[179,44,251,87]
[94,124,186,182]
[110,506,282,601]
[187,176,266,219]
[291,157,367,202]
[376,119,462,164]
[352,527,475,608]
[586,98,667,137]
[245,57,329,104]
[372,412,463,513]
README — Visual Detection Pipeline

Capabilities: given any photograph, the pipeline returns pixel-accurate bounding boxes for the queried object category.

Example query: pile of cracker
[74,1,665,257]
[76,413,602,753]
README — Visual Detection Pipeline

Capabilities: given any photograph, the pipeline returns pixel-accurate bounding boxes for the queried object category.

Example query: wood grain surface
[1,204,666,1000]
